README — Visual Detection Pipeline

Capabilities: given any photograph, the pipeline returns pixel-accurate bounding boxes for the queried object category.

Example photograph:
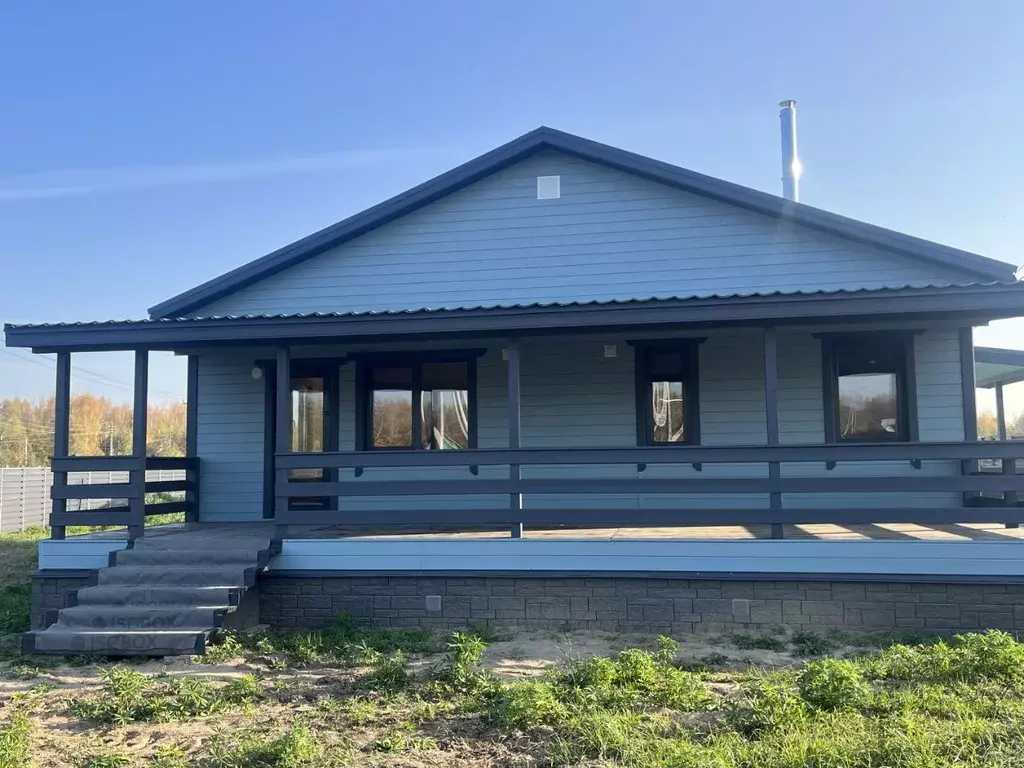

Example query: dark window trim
[355,350,481,451]
[817,331,919,443]
[261,357,342,517]
[629,338,705,446]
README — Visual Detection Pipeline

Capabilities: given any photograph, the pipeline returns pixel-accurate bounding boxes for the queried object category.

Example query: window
[822,333,916,442]
[360,357,475,450]
[634,343,700,445]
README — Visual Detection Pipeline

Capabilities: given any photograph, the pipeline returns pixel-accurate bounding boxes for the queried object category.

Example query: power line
[1,349,183,400]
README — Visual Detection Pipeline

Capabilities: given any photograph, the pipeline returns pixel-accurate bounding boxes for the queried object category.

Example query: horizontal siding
[38,539,127,570]
[196,355,265,522]
[193,328,971,522]
[191,151,975,317]
[269,539,1024,577]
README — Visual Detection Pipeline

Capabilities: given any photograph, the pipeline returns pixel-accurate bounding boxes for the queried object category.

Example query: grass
[6,626,1024,766]
[68,667,263,724]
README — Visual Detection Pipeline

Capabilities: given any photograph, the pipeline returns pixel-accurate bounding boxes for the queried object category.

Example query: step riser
[57,610,224,630]
[26,631,205,656]
[114,551,264,567]
[75,587,239,607]
[97,569,252,587]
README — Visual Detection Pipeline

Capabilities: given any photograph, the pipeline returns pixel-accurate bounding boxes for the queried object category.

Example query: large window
[360,357,475,450]
[634,343,700,445]
[823,333,915,442]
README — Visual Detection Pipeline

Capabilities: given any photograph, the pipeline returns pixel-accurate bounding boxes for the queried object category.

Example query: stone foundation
[30,572,95,630]
[257,575,1024,634]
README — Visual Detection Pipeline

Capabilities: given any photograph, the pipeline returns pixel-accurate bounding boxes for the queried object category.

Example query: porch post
[959,327,978,442]
[763,328,784,539]
[274,346,291,541]
[507,339,523,538]
[185,355,200,523]
[996,383,1007,441]
[129,349,148,541]
[995,381,1019,519]
[50,352,71,541]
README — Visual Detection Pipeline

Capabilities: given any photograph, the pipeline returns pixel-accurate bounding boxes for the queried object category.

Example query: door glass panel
[650,381,685,443]
[290,377,324,482]
[372,390,413,448]
[838,372,898,440]
[422,389,470,449]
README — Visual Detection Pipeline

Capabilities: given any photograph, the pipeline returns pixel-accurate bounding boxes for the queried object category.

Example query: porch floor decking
[84,520,1024,543]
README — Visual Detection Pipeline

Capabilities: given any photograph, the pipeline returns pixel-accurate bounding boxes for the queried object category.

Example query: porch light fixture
[251,366,263,380]
[604,344,618,358]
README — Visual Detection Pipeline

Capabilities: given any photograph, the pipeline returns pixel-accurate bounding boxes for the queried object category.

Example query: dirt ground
[0,628,820,767]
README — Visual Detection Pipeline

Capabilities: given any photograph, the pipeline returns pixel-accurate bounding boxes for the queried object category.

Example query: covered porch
[8,282,1024,553]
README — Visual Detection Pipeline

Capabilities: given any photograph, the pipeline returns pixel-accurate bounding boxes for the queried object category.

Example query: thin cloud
[0,147,446,201]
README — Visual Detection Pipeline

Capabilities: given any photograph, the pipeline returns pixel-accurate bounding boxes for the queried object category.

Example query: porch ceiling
[7,281,1024,353]
[976,347,1024,388]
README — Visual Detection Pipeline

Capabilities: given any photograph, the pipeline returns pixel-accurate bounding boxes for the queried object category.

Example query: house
[7,126,1024,655]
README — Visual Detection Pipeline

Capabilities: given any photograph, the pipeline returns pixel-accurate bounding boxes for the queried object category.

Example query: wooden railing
[49,456,200,540]
[273,441,1024,535]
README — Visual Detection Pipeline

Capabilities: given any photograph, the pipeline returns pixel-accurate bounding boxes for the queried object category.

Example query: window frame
[354,350,481,451]
[631,339,703,446]
[820,331,918,443]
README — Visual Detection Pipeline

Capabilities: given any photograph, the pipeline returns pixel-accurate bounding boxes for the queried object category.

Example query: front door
[263,359,339,518]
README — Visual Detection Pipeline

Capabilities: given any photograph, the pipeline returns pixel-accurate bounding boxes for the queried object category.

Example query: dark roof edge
[14,282,1024,353]
[148,126,1017,320]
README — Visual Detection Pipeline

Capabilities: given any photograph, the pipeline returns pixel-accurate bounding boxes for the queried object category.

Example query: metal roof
[147,126,1018,320]
[9,281,1024,353]
[11,281,1024,330]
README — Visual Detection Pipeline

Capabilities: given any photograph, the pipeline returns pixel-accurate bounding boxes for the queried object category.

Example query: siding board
[190,151,974,318]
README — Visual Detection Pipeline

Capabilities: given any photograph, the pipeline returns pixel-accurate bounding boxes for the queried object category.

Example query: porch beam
[50,352,71,541]
[185,354,199,522]
[764,327,783,539]
[507,339,523,538]
[129,349,148,540]
[274,346,291,541]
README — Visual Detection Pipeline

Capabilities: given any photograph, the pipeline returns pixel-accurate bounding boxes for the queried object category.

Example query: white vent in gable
[536,175,561,200]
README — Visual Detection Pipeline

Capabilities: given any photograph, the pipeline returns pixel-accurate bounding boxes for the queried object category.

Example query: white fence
[0,467,186,533]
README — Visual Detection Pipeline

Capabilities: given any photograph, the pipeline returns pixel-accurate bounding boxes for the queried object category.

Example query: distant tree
[0,396,187,467]
[978,410,999,439]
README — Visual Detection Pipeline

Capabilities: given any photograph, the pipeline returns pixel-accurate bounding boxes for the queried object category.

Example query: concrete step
[75,585,240,607]
[131,536,274,552]
[56,606,227,630]
[24,629,206,656]
[112,548,267,567]
[97,566,256,588]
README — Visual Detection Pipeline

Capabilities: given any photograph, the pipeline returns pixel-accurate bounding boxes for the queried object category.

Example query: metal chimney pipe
[779,99,801,202]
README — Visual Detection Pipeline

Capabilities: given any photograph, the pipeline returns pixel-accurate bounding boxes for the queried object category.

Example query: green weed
[790,630,837,657]
[84,752,132,768]
[205,724,335,767]
[362,651,411,693]
[797,657,872,711]
[731,631,787,652]
[0,712,32,768]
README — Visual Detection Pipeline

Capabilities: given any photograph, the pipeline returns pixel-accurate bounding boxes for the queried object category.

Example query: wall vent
[537,175,561,200]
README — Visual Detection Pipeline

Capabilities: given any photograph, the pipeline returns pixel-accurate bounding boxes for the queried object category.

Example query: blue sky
[1,0,1023,414]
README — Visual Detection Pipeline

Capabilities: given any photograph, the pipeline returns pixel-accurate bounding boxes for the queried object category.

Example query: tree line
[0,395,186,468]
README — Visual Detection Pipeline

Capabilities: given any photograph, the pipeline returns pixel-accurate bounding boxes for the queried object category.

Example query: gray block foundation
[31,572,94,630]
[257,575,1024,634]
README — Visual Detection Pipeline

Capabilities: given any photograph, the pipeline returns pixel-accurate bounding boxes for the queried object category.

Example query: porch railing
[273,441,1024,535]
[49,455,200,540]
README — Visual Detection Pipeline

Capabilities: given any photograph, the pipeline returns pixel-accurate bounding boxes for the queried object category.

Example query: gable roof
[148,126,1018,319]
